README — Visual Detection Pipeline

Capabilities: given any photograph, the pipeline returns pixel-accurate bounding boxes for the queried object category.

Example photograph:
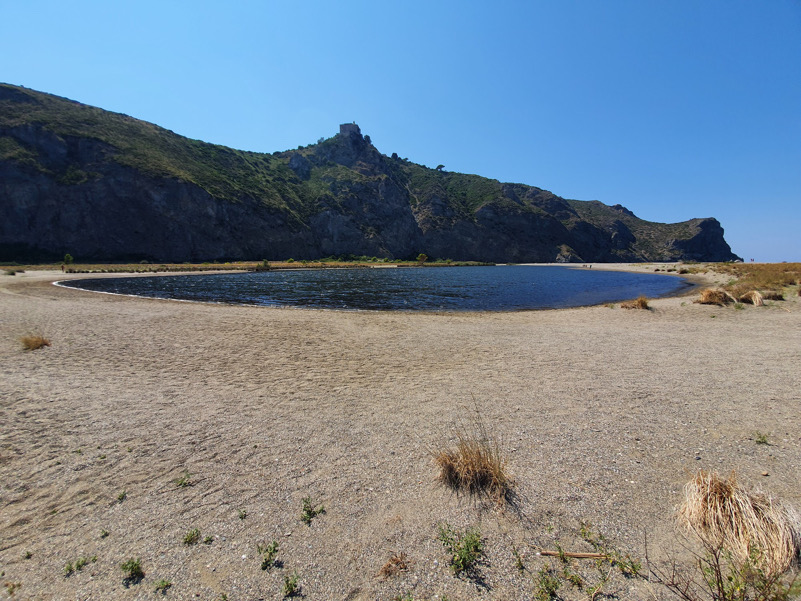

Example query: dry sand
[1,266,799,600]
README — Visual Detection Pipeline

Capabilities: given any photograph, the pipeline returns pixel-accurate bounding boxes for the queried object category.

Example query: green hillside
[0,83,740,263]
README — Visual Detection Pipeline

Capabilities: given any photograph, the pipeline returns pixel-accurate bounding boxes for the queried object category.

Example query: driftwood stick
[537,550,607,559]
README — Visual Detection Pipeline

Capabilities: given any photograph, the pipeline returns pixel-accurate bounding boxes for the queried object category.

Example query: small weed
[554,543,569,565]
[379,551,411,579]
[651,542,801,601]
[300,496,325,525]
[100,529,110,538]
[99,454,106,460]
[257,540,279,570]
[74,555,97,571]
[154,579,172,593]
[20,334,50,351]
[437,522,483,575]
[534,564,561,600]
[734,302,745,310]
[512,544,525,572]
[282,571,300,597]
[394,594,414,601]
[616,554,642,578]
[561,565,584,588]
[533,523,644,600]
[120,557,144,584]
[579,522,642,577]
[218,595,228,601]
[117,490,127,503]
[183,528,201,545]
[203,535,214,545]
[23,551,32,559]
[73,448,83,455]
[238,509,247,520]
[174,471,192,488]
[754,431,770,445]
[4,581,21,596]
[587,562,613,600]
[62,555,96,577]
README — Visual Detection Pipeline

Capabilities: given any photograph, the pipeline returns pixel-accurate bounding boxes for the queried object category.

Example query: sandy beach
[1,266,799,600]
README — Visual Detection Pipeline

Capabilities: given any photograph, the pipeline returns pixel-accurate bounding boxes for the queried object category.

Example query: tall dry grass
[678,471,800,577]
[738,290,765,306]
[698,261,801,305]
[714,263,801,292]
[20,334,51,351]
[696,289,736,305]
[433,409,512,504]
[621,295,650,310]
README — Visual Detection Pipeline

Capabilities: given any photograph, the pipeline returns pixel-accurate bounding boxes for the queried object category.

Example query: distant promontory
[0,84,740,263]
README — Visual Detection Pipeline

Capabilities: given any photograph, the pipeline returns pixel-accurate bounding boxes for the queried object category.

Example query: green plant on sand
[437,522,483,575]
[300,496,325,525]
[120,558,144,584]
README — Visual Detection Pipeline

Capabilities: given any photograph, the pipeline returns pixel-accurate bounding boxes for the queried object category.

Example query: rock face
[0,84,741,263]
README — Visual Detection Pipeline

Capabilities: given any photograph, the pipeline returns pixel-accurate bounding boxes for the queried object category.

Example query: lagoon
[60,265,689,311]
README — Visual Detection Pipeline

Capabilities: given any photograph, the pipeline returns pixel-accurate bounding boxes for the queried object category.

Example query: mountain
[0,84,740,263]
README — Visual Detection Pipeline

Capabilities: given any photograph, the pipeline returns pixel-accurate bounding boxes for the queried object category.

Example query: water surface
[60,265,689,311]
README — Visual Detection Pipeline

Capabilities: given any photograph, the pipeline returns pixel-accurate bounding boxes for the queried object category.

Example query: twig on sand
[536,550,607,559]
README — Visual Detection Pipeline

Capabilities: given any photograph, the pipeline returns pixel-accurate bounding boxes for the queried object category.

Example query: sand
[1,266,799,600]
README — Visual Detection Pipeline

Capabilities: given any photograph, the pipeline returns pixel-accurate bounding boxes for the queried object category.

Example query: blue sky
[2,1,799,261]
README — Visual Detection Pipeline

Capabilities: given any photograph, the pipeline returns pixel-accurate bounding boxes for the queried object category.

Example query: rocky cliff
[0,84,741,263]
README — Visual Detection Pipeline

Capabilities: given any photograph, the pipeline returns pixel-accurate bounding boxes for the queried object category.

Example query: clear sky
[2,1,799,261]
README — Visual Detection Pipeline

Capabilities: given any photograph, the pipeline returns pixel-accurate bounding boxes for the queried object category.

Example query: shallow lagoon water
[60,265,689,311]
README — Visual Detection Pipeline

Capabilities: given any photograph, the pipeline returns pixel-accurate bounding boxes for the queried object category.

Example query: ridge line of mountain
[0,83,741,263]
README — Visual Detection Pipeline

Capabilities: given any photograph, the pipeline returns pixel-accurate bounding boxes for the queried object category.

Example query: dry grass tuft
[696,288,736,305]
[20,334,51,351]
[378,552,411,579]
[621,295,650,310]
[738,290,764,306]
[678,471,800,577]
[433,410,512,504]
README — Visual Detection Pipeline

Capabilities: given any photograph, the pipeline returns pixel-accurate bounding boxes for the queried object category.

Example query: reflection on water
[60,265,688,312]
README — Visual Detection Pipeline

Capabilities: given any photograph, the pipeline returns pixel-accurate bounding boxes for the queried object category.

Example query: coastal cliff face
[0,84,741,263]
